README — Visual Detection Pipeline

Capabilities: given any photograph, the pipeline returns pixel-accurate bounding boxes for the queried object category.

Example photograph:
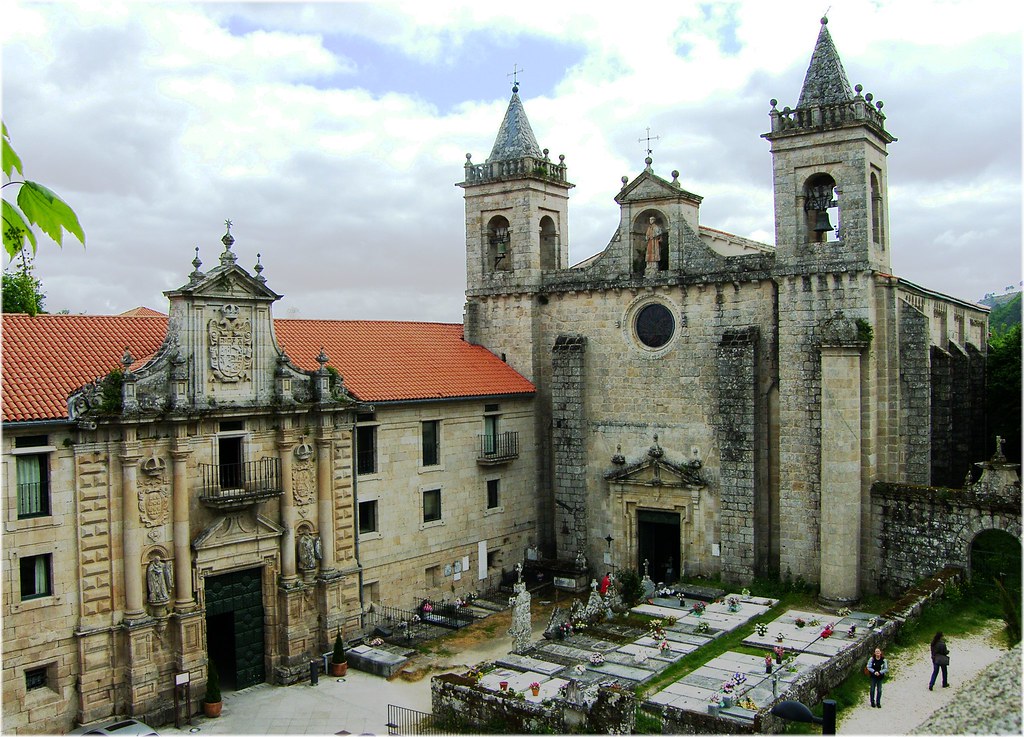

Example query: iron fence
[386,704,448,736]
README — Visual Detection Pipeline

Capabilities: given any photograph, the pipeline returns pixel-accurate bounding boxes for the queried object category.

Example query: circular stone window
[635,303,675,349]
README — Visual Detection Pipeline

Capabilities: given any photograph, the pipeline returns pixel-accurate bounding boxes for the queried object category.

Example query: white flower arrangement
[836,606,851,617]
[589,652,605,665]
[755,622,768,636]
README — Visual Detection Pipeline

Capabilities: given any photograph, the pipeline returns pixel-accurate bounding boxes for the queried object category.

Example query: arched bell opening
[486,216,512,272]
[870,172,885,249]
[539,215,558,271]
[803,173,840,244]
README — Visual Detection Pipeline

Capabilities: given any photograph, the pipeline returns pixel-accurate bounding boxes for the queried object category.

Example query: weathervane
[507,63,524,92]
[639,126,660,157]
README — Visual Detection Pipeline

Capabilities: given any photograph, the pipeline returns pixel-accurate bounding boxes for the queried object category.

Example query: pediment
[604,456,706,488]
[172,264,282,303]
[193,512,284,551]
[615,169,702,205]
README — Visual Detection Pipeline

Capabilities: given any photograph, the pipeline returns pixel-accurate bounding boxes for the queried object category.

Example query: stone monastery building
[1,18,989,732]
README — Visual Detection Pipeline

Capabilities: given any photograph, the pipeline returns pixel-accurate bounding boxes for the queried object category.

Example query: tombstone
[544,606,572,640]
[507,563,532,654]
[583,579,605,620]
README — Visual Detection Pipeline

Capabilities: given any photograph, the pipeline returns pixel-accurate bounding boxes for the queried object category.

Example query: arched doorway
[970,529,1021,594]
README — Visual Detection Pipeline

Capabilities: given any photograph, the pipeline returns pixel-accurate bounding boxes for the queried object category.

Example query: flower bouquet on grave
[847,623,857,637]
[726,595,741,612]
[368,637,384,646]
[707,692,722,714]
[739,697,758,711]
[589,652,605,666]
[422,602,433,613]
[765,654,774,673]
[658,639,671,653]
[773,645,785,663]
[867,616,879,628]
[808,617,821,627]
[732,672,747,686]
[836,606,851,617]
[794,617,806,628]
[529,681,541,696]
[755,622,768,637]
[573,664,586,675]
[695,620,711,634]
[741,588,751,599]
[774,633,785,643]
[820,623,835,639]
[665,615,678,626]
[720,679,737,707]
[691,601,706,616]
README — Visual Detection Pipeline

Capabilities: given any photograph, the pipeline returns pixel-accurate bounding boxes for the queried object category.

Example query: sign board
[175,672,190,686]
[554,576,577,590]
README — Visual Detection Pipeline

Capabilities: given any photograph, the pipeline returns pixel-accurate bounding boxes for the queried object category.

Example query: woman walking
[866,647,888,707]
[929,631,950,690]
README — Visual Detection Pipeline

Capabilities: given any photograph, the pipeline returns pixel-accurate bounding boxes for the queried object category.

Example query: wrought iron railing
[477,431,519,464]
[386,704,448,736]
[418,599,475,630]
[198,458,281,508]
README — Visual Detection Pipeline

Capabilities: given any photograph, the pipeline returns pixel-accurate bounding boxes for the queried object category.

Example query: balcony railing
[476,431,519,465]
[199,458,282,510]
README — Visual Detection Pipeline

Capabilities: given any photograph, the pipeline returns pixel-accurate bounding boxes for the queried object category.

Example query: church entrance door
[637,510,680,584]
[205,567,266,691]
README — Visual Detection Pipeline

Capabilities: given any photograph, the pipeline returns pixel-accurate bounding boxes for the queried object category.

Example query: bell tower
[458,82,573,296]
[763,17,895,273]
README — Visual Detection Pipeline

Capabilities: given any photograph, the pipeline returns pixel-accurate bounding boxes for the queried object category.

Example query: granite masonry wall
[551,335,588,559]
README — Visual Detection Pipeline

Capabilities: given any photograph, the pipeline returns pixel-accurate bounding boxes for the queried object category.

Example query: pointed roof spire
[486,83,543,163]
[796,17,855,109]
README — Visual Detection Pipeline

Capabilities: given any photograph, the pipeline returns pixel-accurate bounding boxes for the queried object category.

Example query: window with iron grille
[422,489,441,523]
[25,666,48,691]
[20,554,52,600]
[356,425,377,475]
[358,499,378,534]
[422,421,440,467]
[487,479,500,509]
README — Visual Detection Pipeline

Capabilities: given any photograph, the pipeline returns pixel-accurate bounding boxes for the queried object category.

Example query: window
[362,581,380,607]
[218,435,243,489]
[487,479,500,509]
[483,415,499,455]
[358,500,378,534]
[356,425,377,475]
[16,454,50,519]
[20,554,52,600]
[635,303,675,349]
[422,421,440,467]
[422,489,441,523]
[425,565,441,588]
[25,666,48,691]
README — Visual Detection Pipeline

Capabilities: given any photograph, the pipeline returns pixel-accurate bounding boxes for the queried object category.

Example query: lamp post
[770,699,836,735]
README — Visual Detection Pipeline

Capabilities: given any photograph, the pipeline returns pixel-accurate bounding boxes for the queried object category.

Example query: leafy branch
[2,120,85,259]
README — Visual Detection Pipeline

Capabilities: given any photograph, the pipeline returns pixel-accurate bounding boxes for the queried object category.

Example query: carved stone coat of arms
[208,317,253,382]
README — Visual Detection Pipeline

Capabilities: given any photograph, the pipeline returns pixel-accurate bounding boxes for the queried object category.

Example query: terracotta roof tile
[2,314,534,423]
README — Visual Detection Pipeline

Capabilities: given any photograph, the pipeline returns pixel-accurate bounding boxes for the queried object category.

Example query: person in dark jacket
[929,631,950,690]
[867,647,888,707]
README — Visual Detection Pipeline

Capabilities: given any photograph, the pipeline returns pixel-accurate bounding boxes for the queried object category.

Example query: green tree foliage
[989,292,1022,336]
[1,251,45,315]
[986,323,1021,463]
[2,121,85,258]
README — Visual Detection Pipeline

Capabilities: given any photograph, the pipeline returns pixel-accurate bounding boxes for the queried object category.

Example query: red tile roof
[2,314,534,423]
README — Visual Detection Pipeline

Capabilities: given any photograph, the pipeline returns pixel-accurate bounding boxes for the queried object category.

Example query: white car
[74,718,158,735]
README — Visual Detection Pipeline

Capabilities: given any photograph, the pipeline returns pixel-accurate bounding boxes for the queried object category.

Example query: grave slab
[496,653,564,675]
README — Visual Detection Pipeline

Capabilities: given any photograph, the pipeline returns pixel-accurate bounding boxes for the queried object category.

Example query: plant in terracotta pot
[203,660,222,718]
[330,632,348,676]
[529,681,541,696]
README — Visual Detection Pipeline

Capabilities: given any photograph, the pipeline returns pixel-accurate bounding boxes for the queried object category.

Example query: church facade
[460,18,988,602]
[1,17,991,734]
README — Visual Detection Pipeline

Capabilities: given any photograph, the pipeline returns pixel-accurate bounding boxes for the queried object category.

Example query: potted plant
[203,660,222,718]
[529,681,541,696]
[330,631,348,676]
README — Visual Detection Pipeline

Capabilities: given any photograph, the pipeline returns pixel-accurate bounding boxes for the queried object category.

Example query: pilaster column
[121,434,144,618]
[279,434,297,581]
[316,432,335,570]
[171,442,194,609]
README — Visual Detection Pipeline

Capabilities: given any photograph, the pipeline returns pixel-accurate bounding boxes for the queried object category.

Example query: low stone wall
[431,674,635,734]
[657,568,964,734]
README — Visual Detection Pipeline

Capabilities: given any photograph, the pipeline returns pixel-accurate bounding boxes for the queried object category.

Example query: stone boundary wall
[431,675,635,734]
[897,299,930,484]
[872,481,1021,596]
[657,568,965,734]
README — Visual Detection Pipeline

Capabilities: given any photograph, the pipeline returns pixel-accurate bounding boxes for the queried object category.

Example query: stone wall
[898,299,931,484]
[551,335,588,560]
[431,674,635,734]
[872,481,1022,596]
[717,327,759,583]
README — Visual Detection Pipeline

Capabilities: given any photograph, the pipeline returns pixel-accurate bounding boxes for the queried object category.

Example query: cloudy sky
[2,0,1021,322]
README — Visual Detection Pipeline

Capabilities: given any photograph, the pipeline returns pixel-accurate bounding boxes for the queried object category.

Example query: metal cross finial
[638,127,660,156]
[224,219,233,233]
[507,64,524,92]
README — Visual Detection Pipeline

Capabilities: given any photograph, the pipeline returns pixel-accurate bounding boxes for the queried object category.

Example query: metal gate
[971,529,1022,592]
[205,567,266,690]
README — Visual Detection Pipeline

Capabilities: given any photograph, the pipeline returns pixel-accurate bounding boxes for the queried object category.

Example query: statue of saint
[645,217,663,267]
[147,558,172,605]
[298,533,322,570]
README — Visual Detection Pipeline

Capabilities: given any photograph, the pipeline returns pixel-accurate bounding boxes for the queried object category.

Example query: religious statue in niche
[298,533,322,571]
[147,557,173,605]
[645,216,663,268]
[207,306,253,383]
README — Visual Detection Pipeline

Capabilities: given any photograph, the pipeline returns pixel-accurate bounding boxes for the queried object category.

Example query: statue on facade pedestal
[298,533,322,571]
[147,558,172,605]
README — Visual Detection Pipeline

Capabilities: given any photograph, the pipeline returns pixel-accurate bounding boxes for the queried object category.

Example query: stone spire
[487,83,543,162]
[796,17,855,109]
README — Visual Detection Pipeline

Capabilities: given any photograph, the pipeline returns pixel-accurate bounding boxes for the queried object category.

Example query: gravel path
[838,624,1012,734]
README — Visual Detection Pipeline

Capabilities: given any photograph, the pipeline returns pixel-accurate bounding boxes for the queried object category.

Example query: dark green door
[205,568,266,690]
